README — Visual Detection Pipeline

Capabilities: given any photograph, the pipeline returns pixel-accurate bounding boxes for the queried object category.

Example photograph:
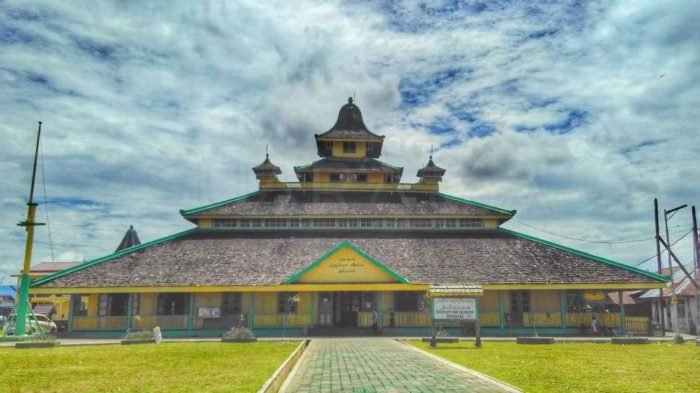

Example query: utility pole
[692,206,698,335]
[15,122,45,336]
[654,199,665,331]
[664,204,687,334]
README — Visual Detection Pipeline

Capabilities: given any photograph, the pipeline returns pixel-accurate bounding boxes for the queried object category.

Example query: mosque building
[30,98,666,337]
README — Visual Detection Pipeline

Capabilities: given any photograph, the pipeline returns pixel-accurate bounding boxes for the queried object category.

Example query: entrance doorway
[508,291,530,327]
[316,292,375,328]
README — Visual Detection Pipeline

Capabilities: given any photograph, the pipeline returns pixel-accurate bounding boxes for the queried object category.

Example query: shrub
[124,329,155,341]
[223,327,255,339]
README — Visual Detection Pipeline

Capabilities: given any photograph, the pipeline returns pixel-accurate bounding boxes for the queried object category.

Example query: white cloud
[0,0,698,280]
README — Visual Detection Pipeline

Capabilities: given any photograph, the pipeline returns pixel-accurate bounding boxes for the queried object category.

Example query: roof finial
[348,96,353,104]
[265,144,269,159]
[430,145,434,160]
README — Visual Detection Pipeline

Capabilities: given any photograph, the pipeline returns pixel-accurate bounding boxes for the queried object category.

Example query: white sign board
[432,298,477,320]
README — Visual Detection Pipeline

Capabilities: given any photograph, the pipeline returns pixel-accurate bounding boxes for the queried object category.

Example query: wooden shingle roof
[33,229,666,289]
[180,191,515,218]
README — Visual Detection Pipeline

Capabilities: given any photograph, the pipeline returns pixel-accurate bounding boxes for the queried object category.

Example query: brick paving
[280,338,520,393]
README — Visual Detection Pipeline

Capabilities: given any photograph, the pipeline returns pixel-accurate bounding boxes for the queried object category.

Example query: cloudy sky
[1,0,698,282]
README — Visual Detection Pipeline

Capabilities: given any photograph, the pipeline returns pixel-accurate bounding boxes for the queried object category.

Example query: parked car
[3,313,57,335]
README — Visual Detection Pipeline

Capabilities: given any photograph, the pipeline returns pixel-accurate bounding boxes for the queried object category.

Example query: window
[222,293,242,315]
[384,219,396,228]
[290,219,300,228]
[458,219,483,228]
[240,219,251,228]
[278,292,298,314]
[214,219,237,228]
[511,291,530,313]
[72,295,89,317]
[410,219,432,228]
[434,219,445,228]
[298,173,314,182]
[445,219,457,228]
[98,294,129,316]
[132,294,140,315]
[338,218,358,228]
[343,142,356,153]
[313,219,335,228]
[330,173,342,183]
[265,219,287,228]
[356,173,368,183]
[566,291,585,312]
[157,293,189,315]
[394,292,424,312]
[396,219,409,228]
[250,219,262,228]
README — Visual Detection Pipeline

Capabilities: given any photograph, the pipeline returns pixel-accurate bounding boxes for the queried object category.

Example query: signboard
[197,307,221,319]
[432,298,477,321]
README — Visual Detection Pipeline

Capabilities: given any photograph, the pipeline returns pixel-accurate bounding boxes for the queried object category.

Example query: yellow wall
[480,291,499,312]
[368,173,384,184]
[315,172,330,182]
[332,141,366,158]
[138,293,157,315]
[532,290,561,311]
[484,219,499,229]
[199,219,212,229]
[86,294,99,317]
[297,246,397,284]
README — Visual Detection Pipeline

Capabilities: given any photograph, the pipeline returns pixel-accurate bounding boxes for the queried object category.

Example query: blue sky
[1,0,699,280]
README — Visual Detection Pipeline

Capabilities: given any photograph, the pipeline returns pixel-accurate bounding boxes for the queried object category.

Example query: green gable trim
[500,228,669,283]
[31,228,198,287]
[180,191,260,216]
[438,193,516,216]
[284,240,410,284]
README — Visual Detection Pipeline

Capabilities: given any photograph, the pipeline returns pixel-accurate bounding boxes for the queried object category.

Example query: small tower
[416,153,446,185]
[252,151,282,187]
[116,225,141,252]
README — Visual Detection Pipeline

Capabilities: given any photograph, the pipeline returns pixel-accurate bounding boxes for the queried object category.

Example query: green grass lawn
[412,341,700,393]
[0,341,299,393]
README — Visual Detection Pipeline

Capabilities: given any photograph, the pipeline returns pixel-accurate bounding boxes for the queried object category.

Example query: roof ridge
[499,228,669,283]
[31,228,198,287]
[180,191,260,216]
[437,193,516,216]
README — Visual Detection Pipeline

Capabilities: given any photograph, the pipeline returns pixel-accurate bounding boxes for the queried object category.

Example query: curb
[398,339,523,393]
[258,340,310,393]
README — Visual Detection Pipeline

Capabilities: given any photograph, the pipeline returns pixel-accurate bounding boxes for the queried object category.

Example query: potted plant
[222,327,257,343]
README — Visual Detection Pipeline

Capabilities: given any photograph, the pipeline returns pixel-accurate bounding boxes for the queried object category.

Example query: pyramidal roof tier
[115,225,141,252]
[315,97,384,158]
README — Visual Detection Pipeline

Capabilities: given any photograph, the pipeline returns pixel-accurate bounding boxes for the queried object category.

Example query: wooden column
[126,293,134,331]
[497,291,505,329]
[187,293,195,334]
[67,294,74,333]
[248,293,255,329]
[560,291,568,329]
[619,291,626,336]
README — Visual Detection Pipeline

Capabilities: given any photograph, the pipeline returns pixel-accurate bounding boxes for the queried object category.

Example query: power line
[634,229,693,266]
[513,218,689,245]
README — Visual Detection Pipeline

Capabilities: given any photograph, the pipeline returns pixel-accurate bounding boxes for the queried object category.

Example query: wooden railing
[72,316,128,331]
[567,312,650,334]
[131,315,188,330]
[253,314,311,328]
[524,312,562,328]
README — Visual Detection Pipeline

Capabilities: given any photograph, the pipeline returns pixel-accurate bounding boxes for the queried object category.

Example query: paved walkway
[280,338,520,393]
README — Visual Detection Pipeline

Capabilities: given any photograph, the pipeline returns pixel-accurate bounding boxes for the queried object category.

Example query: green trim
[179,191,260,216]
[619,291,626,335]
[437,193,516,216]
[284,240,410,284]
[126,294,133,331]
[500,228,669,283]
[293,158,403,173]
[187,293,195,333]
[31,228,198,287]
[497,291,504,329]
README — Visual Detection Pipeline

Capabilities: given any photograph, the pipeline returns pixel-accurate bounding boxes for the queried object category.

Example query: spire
[116,225,141,252]
[417,150,446,185]
[252,149,282,185]
[314,97,385,158]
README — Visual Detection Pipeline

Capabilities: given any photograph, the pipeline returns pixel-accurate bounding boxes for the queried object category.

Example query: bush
[223,327,255,339]
[124,330,155,341]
